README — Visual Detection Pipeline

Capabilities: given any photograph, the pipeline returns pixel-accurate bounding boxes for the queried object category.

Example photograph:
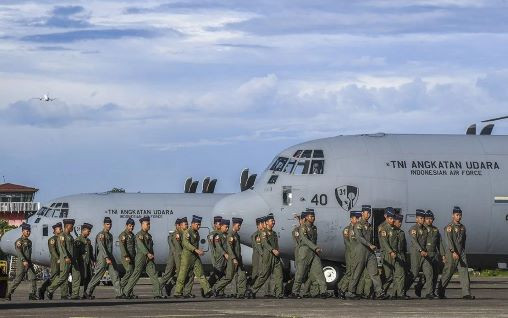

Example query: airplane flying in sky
[1,124,507,290]
[32,94,56,102]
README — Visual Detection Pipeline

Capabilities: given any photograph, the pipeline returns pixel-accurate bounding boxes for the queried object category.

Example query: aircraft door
[280,185,307,218]
[198,226,210,252]
[371,208,385,249]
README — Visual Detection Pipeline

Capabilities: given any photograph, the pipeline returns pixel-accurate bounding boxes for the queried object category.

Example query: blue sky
[1,0,508,202]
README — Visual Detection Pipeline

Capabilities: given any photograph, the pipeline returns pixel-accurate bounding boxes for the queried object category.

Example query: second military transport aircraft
[1,123,507,289]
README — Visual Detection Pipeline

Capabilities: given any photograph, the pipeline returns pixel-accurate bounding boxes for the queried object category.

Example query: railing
[0,202,40,213]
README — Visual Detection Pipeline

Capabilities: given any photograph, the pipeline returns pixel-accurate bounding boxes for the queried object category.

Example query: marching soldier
[337,210,359,299]
[212,219,231,297]
[173,215,212,298]
[46,219,79,300]
[84,217,122,299]
[5,223,37,301]
[119,218,136,298]
[291,209,327,299]
[207,216,224,288]
[224,218,247,298]
[390,213,409,299]
[122,216,163,298]
[160,218,179,297]
[38,222,68,299]
[438,207,475,299]
[424,210,445,298]
[250,217,265,284]
[407,209,433,298]
[250,214,284,299]
[76,223,94,298]
[289,214,303,297]
[346,205,387,300]
[379,207,396,294]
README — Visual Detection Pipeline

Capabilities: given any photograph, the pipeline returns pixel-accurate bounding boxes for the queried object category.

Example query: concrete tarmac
[1,277,508,317]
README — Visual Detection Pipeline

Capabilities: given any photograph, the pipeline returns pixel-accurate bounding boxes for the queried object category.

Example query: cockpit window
[301,150,312,158]
[267,150,325,175]
[270,157,289,171]
[38,203,69,218]
[310,160,324,174]
[313,150,324,158]
[294,160,310,175]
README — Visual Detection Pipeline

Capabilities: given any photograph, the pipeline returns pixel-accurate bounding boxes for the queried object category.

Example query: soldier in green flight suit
[84,217,122,299]
[438,206,475,300]
[337,211,360,299]
[407,209,433,298]
[5,223,37,301]
[288,214,302,297]
[390,213,410,299]
[222,218,248,298]
[424,210,445,298]
[291,209,327,299]
[38,222,68,299]
[174,215,212,298]
[75,223,94,298]
[250,217,265,285]
[346,205,387,300]
[46,219,79,300]
[122,216,163,298]
[250,214,284,299]
[212,219,231,297]
[119,218,136,297]
[160,218,179,297]
[207,216,224,288]
[378,207,396,294]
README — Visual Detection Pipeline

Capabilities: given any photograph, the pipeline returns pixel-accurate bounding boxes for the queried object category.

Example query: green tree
[0,220,16,260]
[108,187,126,193]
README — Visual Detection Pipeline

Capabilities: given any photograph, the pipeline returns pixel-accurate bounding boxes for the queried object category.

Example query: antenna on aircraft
[481,115,508,123]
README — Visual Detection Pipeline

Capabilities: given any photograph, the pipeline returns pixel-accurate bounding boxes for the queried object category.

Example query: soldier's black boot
[37,288,45,300]
[414,283,423,298]
[29,293,39,300]
[424,293,435,300]
[320,293,328,299]
[5,294,11,301]
[375,292,389,300]
[83,292,95,300]
[203,291,213,298]
[462,295,475,300]
[45,291,53,300]
[345,292,360,300]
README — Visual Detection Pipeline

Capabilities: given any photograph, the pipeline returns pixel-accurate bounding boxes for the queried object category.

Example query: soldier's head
[415,209,425,224]
[180,217,189,230]
[21,223,31,237]
[103,217,112,232]
[361,205,371,221]
[52,222,62,235]
[63,219,75,233]
[140,216,151,231]
[232,217,243,232]
[81,223,93,238]
[213,216,223,230]
[385,207,395,225]
[303,209,316,224]
[350,211,360,224]
[394,214,403,228]
[265,214,275,230]
[191,215,202,231]
[424,210,434,225]
[126,218,135,232]
[256,217,265,230]
[452,206,462,222]
[220,219,230,233]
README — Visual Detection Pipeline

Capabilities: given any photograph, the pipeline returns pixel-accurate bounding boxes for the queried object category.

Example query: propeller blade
[184,177,192,193]
[189,180,199,193]
[466,124,476,135]
[240,168,249,191]
[207,179,217,193]
[481,115,508,123]
[202,177,210,193]
[480,124,494,135]
[245,174,257,190]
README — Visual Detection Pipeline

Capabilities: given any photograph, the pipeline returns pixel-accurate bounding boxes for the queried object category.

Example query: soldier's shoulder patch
[388,231,393,237]
[411,229,417,236]
[99,233,104,240]
[175,233,180,240]
[343,228,349,235]
[262,232,267,238]
[121,235,126,242]
[16,241,22,248]
[356,225,362,230]
[433,229,437,232]
[454,227,459,233]
[381,231,387,237]
[208,234,213,240]
[50,238,55,245]
[446,226,452,232]
[364,225,368,230]
[138,234,144,240]
[185,232,190,239]
[256,236,261,242]
[60,236,65,241]
[294,231,299,237]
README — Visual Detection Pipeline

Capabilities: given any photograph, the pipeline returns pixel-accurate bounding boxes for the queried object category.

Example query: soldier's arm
[182,231,197,252]
[445,226,458,254]
[355,225,372,248]
[136,234,150,256]
[226,234,237,259]
[118,233,129,258]
[438,232,446,256]
[408,228,425,252]
[251,232,263,254]
[171,234,182,256]
[58,236,71,259]
[15,241,27,263]
[216,234,228,257]
[260,232,275,251]
[298,226,319,251]
[48,238,59,259]
[97,233,113,259]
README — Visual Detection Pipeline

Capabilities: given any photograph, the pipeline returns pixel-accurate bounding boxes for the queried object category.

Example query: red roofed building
[0,183,40,226]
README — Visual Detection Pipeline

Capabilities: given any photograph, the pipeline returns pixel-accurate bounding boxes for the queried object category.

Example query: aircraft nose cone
[213,190,270,222]
[0,227,20,257]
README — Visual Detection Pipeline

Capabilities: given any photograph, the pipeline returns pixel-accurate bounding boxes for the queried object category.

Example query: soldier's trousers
[39,261,69,296]
[213,260,247,295]
[382,253,395,293]
[159,256,176,288]
[429,254,443,293]
[390,258,406,297]
[120,259,134,293]
[292,254,327,295]
[7,264,37,296]
[251,256,283,297]
[338,252,352,292]
[124,256,162,297]
[439,253,471,296]
[357,270,373,296]
[80,265,92,295]
[348,250,382,295]
[86,259,122,296]
[251,252,260,283]
[48,261,76,296]
[208,258,226,288]
[408,253,433,296]
[174,255,210,296]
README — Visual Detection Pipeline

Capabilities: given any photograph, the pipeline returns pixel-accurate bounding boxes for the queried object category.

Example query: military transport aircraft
[1,122,507,290]
[32,94,56,102]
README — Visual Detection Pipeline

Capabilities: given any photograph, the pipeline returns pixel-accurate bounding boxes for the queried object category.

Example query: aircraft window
[43,225,48,237]
[59,209,69,218]
[62,203,69,208]
[55,203,62,208]
[283,159,297,174]
[310,160,324,174]
[268,175,278,184]
[270,157,289,171]
[301,150,312,158]
[294,160,310,175]
[313,150,324,158]
[50,203,56,207]
[34,218,41,224]
[282,186,292,206]
[43,208,52,217]
[293,150,302,158]
[37,207,47,216]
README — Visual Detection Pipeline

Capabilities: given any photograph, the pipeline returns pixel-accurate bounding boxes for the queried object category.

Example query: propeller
[240,168,257,192]
[466,124,476,135]
[184,177,192,193]
[189,180,199,193]
[480,124,494,135]
[202,177,210,193]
